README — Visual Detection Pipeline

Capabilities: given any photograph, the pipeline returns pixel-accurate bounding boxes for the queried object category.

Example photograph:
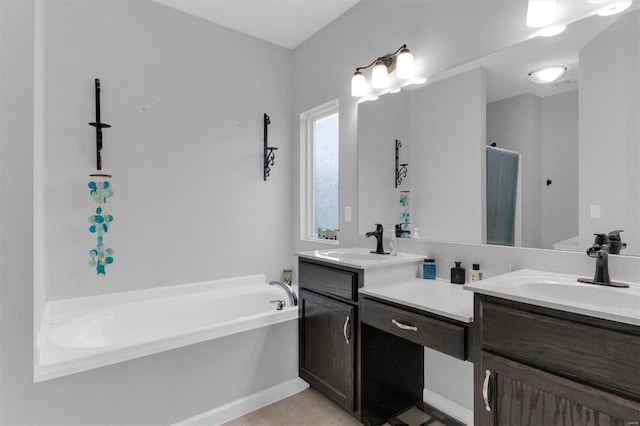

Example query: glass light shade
[526,0,556,28]
[538,25,566,37]
[597,1,632,16]
[371,60,389,89]
[528,65,567,84]
[351,71,367,97]
[395,48,415,79]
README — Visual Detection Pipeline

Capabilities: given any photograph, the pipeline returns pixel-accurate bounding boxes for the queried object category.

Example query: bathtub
[35,274,298,382]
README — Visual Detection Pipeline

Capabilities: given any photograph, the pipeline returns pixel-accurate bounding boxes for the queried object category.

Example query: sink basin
[296,247,424,269]
[518,281,640,311]
[464,269,640,325]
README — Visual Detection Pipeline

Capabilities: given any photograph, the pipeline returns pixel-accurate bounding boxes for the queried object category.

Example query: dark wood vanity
[473,294,640,425]
[298,256,472,426]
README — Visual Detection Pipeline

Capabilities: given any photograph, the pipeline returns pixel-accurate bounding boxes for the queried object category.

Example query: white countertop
[359,278,473,323]
[464,269,640,326]
[296,247,424,270]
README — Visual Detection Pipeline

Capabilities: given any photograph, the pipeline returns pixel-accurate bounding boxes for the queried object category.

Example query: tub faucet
[577,237,629,288]
[269,281,298,306]
[366,224,387,254]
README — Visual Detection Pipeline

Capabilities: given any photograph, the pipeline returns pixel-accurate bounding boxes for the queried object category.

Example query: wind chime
[88,78,114,275]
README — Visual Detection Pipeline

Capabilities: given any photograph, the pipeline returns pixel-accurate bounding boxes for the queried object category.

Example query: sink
[518,281,640,311]
[296,247,425,269]
[464,269,640,325]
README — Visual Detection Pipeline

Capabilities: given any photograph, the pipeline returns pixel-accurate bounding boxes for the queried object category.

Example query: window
[300,100,339,241]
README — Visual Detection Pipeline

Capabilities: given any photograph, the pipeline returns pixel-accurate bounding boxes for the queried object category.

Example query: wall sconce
[351,44,415,97]
[395,139,408,188]
[263,113,278,181]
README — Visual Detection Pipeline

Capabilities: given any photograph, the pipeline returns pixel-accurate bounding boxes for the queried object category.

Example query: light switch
[345,206,352,222]
[590,205,600,219]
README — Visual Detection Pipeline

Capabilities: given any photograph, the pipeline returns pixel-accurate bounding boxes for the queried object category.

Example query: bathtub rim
[35,275,298,383]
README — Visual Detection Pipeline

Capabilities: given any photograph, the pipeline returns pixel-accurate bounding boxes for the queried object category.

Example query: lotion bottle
[470,264,482,281]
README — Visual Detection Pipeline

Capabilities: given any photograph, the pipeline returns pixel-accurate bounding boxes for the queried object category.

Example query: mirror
[358,7,639,256]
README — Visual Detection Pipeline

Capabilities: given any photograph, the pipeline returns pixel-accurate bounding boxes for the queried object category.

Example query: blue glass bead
[88,182,97,189]
[89,225,96,233]
[106,257,113,264]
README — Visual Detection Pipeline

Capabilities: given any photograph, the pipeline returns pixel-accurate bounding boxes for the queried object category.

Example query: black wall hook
[88,78,111,171]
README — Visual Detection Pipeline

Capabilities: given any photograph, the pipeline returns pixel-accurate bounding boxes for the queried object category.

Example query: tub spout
[269,281,298,306]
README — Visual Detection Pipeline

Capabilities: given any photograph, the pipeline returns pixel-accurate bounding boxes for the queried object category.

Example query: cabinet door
[299,289,356,412]
[475,351,640,426]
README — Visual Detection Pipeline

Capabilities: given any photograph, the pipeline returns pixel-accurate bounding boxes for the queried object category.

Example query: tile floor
[222,388,361,426]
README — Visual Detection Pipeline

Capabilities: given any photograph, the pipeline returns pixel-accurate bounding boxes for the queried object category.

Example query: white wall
[42,0,294,301]
[579,10,640,254]
[1,0,298,424]
[409,68,486,244]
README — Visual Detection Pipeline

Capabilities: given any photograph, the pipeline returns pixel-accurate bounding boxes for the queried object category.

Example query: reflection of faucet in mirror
[607,230,627,255]
[366,224,387,254]
[395,223,410,238]
[577,235,629,288]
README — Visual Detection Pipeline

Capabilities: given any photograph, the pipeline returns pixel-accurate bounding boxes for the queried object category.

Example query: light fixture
[526,0,557,28]
[528,65,568,84]
[351,44,415,96]
[538,24,566,37]
[597,1,632,16]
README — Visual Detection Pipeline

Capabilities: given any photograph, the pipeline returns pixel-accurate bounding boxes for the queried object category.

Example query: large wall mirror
[357,7,639,256]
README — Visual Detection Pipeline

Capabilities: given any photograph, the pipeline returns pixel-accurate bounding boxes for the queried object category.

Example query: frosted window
[313,113,339,233]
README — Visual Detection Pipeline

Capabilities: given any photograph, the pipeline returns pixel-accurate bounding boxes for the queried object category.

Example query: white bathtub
[35,275,298,382]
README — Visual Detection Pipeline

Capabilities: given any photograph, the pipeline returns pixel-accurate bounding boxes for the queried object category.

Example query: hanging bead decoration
[88,178,114,275]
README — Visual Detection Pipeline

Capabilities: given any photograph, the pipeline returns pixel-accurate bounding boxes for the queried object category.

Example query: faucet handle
[270,300,285,310]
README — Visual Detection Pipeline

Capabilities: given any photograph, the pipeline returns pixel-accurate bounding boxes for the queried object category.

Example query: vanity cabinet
[474,294,640,425]
[298,259,362,415]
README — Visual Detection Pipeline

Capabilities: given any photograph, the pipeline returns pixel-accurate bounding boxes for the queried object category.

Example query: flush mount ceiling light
[528,65,568,84]
[597,1,632,16]
[526,0,557,28]
[351,44,415,97]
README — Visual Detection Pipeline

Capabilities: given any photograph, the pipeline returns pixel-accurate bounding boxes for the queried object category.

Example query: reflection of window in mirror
[300,100,339,242]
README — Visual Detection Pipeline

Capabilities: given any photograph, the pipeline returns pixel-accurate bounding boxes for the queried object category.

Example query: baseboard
[423,388,473,426]
[174,378,309,426]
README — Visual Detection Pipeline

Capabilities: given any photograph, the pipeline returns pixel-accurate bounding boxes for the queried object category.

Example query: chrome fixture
[351,44,415,97]
[268,281,298,306]
[365,223,387,254]
[270,299,285,311]
[263,113,278,181]
[395,139,408,188]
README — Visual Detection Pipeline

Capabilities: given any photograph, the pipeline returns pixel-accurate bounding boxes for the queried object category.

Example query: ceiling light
[350,44,417,97]
[528,65,568,84]
[538,24,566,37]
[597,1,632,16]
[526,0,557,28]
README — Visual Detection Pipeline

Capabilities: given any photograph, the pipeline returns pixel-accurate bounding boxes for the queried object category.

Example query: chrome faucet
[269,281,298,306]
[577,236,629,288]
[366,223,387,254]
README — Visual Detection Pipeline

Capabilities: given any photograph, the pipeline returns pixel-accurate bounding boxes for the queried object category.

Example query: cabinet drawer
[299,260,360,301]
[361,298,467,360]
[478,297,640,399]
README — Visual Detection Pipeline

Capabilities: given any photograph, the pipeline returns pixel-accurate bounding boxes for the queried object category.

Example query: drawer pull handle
[343,316,350,345]
[392,319,418,331]
[483,369,491,412]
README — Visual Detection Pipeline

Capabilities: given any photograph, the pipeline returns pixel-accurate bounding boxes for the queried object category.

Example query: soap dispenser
[388,230,398,256]
[451,261,465,284]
